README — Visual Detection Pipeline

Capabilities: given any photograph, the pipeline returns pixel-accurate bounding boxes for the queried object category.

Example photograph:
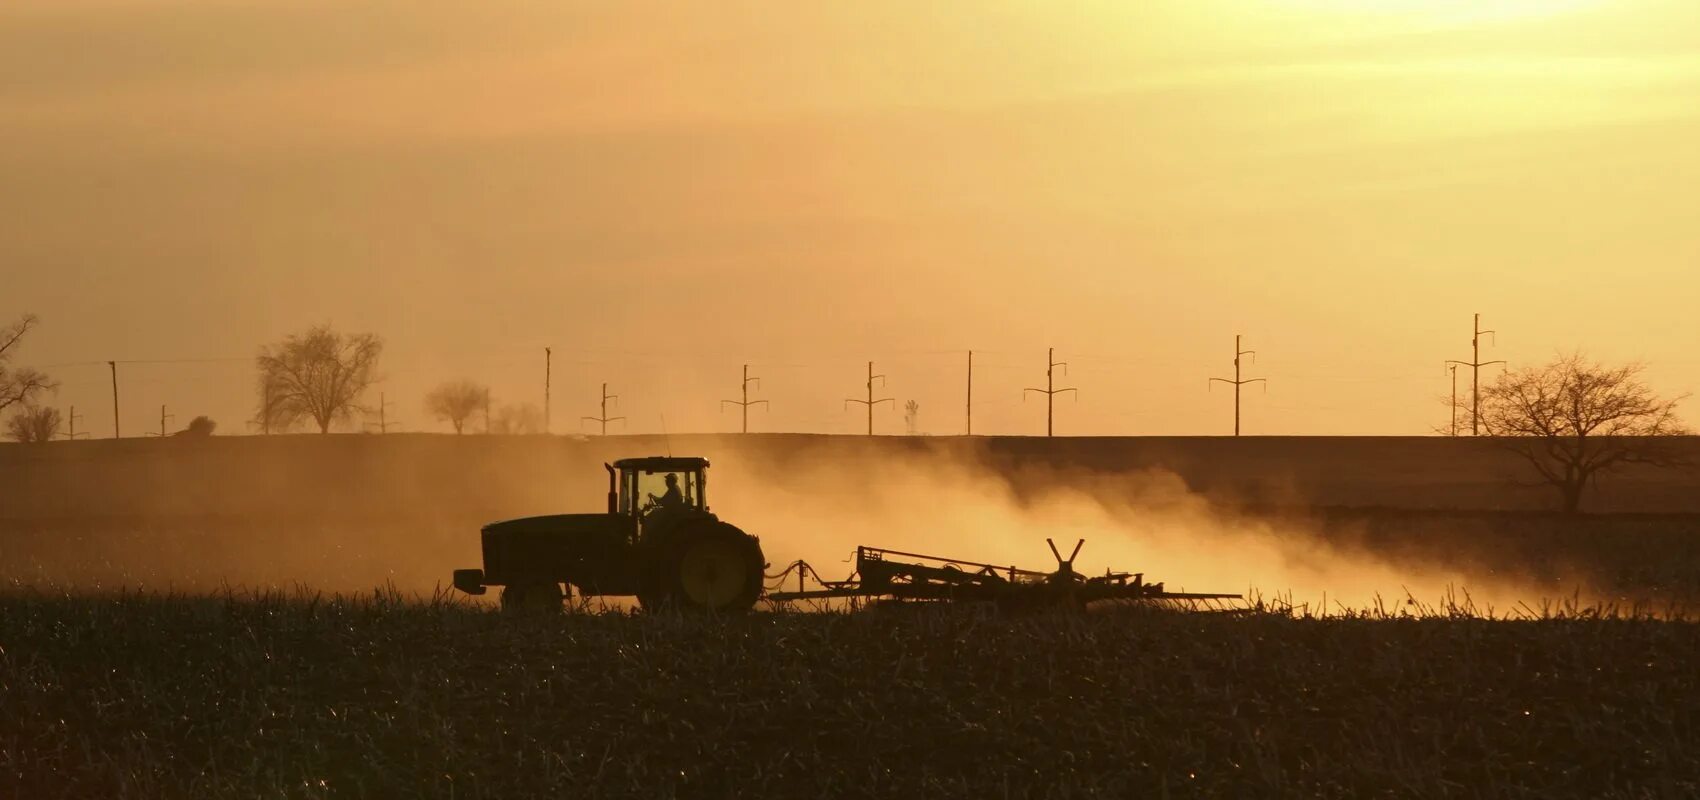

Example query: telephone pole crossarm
[1208,377,1267,388]
[581,413,626,431]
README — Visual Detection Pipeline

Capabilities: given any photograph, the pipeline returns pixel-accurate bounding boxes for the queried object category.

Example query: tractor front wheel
[500,581,564,614]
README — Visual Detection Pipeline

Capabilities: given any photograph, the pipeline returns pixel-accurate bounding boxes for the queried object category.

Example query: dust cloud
[715,442,1560,615]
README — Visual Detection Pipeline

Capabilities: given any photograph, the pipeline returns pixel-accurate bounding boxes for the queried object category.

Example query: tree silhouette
[425,380,489,434]
[490,402,544,435]
[1474,353,1690,513]
[254,325,383,434]
[0,314,54,416]
[182,416,217,436]
[6,405,60,443]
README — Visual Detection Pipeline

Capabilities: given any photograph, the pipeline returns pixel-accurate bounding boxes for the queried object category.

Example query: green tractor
[451,457,767,613]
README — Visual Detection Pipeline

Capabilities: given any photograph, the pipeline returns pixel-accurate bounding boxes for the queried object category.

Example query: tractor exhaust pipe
[605,463,617,514]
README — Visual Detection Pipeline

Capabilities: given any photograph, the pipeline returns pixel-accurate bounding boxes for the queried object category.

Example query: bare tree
[1474,353,1690,513]
[254,325,383,434]
[425,380,489,434]
[491,402,544,435]
[0,314,54,416]
[904,399,920,435]
[7,405,61,443]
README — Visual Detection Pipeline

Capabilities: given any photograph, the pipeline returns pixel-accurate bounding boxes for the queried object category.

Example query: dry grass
[3,590,1698,799]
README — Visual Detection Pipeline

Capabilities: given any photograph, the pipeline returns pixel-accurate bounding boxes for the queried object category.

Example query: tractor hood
[478,513,636,588]
[482,513,615,536]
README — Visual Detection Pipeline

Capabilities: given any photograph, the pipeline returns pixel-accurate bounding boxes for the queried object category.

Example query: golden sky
[5,0,1698,436]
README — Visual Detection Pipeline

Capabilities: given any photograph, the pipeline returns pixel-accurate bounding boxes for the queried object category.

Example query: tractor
[451,457,766,613]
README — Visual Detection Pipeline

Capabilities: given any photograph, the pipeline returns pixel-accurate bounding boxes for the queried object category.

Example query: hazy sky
[5,0,1699,437]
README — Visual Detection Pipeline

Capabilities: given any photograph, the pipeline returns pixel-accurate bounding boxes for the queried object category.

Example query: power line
[843,361,893,436]
[1281,374,1439,383]
[40,357,249,369]
[720,364,768,433]
[1208,334,1266,436]
[1023,347,1077,437]
[582,382,625,436]
[118,357,248,366]
[1445,312,1506,436]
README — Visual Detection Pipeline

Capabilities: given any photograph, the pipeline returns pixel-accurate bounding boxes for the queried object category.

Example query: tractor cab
[608,456,711,536]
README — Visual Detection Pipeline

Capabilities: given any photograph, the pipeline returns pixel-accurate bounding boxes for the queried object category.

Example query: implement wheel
[500,581,564,614]
[645,523,764,613]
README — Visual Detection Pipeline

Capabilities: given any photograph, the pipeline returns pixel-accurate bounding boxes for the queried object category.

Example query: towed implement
[764,539,1241,610]
[451,455,1240,613]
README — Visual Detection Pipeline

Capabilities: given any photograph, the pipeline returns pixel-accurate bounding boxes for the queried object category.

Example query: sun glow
[1287,0,1603,25]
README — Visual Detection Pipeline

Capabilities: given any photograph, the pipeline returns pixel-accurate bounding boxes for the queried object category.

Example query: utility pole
[1023,347,1077,437]
[61,406,88,440]
[372,392,397,434]
[1208,334,1267,436]
[147,405,174,437]
[1448,364,1459,437]
[720,364,768,433]
[544,347,552,434]
[108,361,119,439]
[844,361,893,435]
[582,383,624,435]
[258,379,272,435]
[966,350,973,436]
[1446,313,1505,436]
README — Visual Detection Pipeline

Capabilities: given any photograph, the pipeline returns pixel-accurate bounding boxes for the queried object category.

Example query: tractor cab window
[633,470,701,514]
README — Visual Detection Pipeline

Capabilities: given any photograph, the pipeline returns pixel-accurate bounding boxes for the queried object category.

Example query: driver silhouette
[649,473,685,510]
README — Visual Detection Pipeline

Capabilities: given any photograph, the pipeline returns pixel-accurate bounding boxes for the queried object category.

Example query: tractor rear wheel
[500,581,564,614]
[644,523,764,613]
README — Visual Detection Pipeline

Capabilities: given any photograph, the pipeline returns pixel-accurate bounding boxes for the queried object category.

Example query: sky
[4,0,1699,437]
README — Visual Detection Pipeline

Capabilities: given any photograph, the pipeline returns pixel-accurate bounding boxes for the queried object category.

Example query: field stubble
[2,589,1699,799]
